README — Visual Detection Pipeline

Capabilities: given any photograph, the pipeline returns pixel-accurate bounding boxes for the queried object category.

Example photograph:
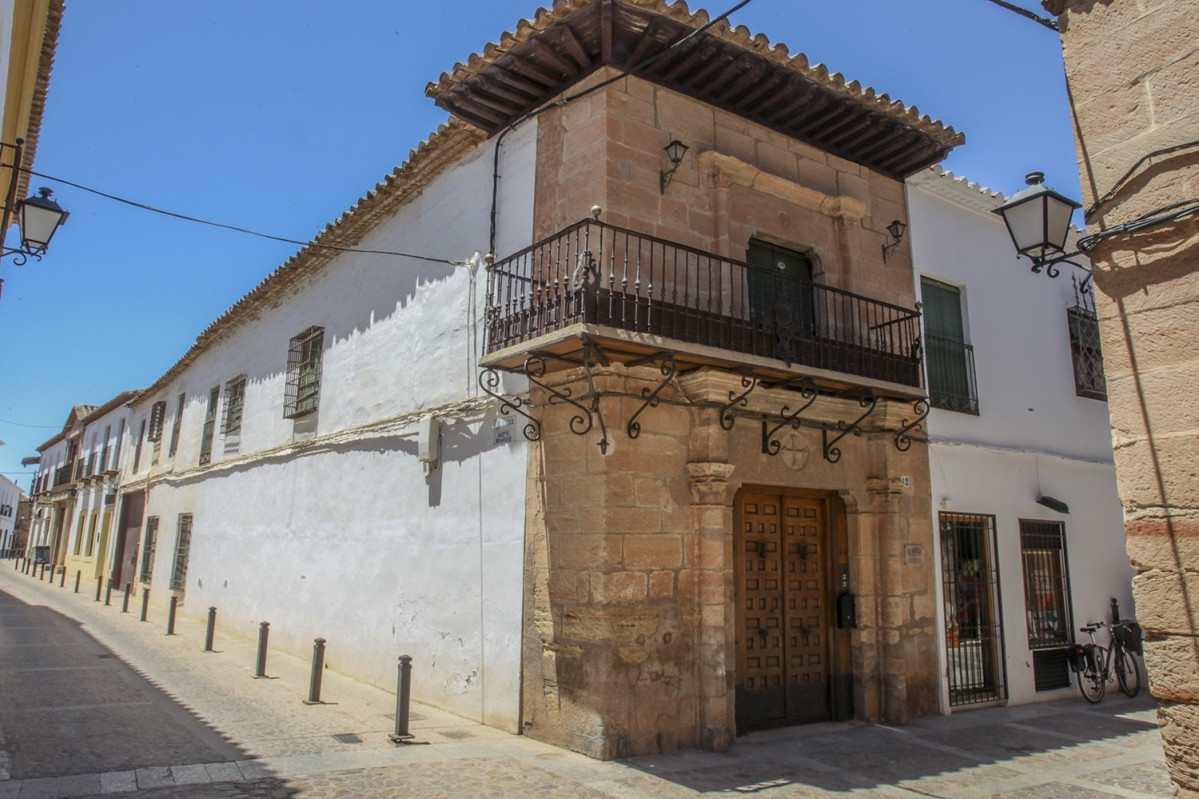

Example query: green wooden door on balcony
[747,240,813,333]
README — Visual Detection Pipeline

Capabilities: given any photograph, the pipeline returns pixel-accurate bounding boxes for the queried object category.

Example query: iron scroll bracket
[479,367,541,443]
[761,377,818,456]
[822,390,878,464]
[627,355,678,440]
[720,372,757,431]
[894,397,930,452]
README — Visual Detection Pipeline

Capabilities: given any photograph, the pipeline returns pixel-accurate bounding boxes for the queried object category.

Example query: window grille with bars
[1067,307,1106,400]
[140,516,158,583]
[1019,519,1073,690]
[939,512,1007,706]
[222,376,247,436]
[147,401,167,442]
[101,425,111,472]
[284,326,324,419]
[921,277,979,415]
[168,393,184,456]
[198,386,219,465]
[170,514,192,591]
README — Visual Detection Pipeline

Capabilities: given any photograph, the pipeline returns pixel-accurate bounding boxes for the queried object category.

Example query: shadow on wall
[419,410,519,508]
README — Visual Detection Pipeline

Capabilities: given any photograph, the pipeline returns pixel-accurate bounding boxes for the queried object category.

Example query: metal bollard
[74,570,81,593]
[204,607,217,652]
[254,622,270,678]
[122,583,131,613]
[59,569,65,588]
[390,655,415,743]
[140,588,150,622]
[305,638,326,704]
[95,577,103,601]
[40,563,47,580]
[11,556,17,570]
[166,595,178,635]
[104,580,113,606]
[1111,596,1122,624]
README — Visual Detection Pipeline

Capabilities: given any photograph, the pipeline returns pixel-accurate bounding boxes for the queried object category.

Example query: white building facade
[907,167,1133,710]
[27,405,93,564]
[122,120,537,732]
[55,392,138,588]
[0,473,22,556]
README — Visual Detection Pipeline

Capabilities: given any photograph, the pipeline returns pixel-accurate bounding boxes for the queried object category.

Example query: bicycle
[1070,620,1143,703]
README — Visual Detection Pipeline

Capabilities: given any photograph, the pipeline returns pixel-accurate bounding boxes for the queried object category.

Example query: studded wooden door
[736,491,831,731]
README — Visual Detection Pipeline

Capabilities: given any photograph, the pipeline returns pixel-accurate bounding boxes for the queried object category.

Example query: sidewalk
[0,564,1175,798]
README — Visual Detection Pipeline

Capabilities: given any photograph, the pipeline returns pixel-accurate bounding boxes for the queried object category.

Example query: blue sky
[0,0,1075,484]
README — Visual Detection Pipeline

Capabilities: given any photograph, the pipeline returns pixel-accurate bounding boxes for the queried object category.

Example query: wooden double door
[735,488,849,731]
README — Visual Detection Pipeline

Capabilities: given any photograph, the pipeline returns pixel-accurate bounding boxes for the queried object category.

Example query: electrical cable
[22,167,469,266]
[1086,138,1199,218]
[983,0,1058,31]
[0,417,59,429]
[1077,196,1199,252]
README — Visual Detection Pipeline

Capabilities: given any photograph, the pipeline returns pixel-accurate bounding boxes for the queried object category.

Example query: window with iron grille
[100,425,111,472]
[168,393,184,456]
[921,277,979,414]
[132,418,146,473]
[1019,519,1074,690]
[222,375,247,436]
[140,516,158,584]
[169,513,192,591]
[940,512,1007,706]
[147,400,167,442]
[1067,307,1106,400]
[283,326,324,419]
[198,386,219,465]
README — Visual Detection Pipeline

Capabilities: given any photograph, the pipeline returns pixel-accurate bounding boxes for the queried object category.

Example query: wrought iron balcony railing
[484,219,923,387]
[925,334,979,414]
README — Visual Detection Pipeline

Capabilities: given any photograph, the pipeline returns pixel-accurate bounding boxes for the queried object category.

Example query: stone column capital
[687,462,736,506]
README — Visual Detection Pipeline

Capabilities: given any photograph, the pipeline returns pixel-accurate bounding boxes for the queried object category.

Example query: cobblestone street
[0,566,1175,798]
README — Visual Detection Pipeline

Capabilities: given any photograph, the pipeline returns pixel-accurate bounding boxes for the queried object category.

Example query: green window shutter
[921,277,977,414]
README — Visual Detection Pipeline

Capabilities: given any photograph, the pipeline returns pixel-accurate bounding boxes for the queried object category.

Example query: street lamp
[992,171,1083,278]
[13,187,69,256]
[0,138,69,300]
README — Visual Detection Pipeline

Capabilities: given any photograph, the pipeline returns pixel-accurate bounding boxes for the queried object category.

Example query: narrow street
[0,565,1175,798]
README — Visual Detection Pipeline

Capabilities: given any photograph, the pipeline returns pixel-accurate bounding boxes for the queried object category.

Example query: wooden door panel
[737,491,831,731]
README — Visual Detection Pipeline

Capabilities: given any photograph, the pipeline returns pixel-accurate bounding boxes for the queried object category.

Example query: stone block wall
[519,366,935,759]
[1047,0,1199,793]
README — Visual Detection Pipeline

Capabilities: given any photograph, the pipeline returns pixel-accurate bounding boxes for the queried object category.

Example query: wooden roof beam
[528,37,579,79]
[557,22,594,71]
[503,54,563,88]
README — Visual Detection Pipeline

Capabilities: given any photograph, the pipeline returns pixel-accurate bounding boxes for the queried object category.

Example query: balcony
[54,465,73,487]
[483,219,923,391]
[925,335,979,415]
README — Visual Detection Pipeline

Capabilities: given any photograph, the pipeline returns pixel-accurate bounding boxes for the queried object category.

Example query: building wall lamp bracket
[881,219,906,263]
[659,139,689,194]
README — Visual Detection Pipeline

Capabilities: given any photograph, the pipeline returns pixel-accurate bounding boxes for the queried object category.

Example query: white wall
[124,122,538,731]
[0,473,19,553]
[908,168,1133,709]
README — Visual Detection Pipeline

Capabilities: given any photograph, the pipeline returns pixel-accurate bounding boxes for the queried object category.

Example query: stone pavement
[0,564,1175,798]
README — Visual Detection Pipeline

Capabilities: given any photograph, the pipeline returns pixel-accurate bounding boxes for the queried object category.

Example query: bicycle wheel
[1078,650,1106,704]
[1116,648,1141,698]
